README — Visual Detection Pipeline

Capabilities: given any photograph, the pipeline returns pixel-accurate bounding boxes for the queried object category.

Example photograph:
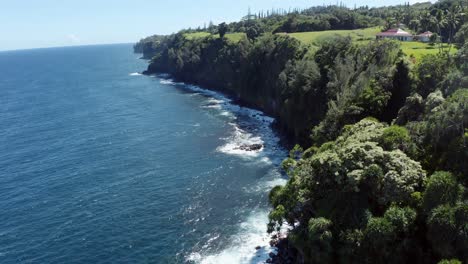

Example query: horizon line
[0,42,135,53]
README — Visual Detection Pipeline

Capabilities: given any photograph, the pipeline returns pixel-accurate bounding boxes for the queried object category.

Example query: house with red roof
[415,31,434,42]
[376,28,413,41]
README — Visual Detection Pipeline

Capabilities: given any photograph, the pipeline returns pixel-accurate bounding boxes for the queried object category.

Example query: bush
[383,205,416,234]
[423,171,463,213]
[427,203,468,259]
[268,205,286,233]
[380,125,411,151]
[438,260,462,264]
[364,217,396,255]
[269,185,283,207]
[307,217,333,263]
[308,217,333,242]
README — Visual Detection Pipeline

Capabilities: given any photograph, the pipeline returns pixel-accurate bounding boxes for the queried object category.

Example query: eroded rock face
[235,144,263,151]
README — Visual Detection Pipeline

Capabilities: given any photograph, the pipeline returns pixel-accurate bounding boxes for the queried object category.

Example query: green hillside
[185,27,456,62]
[285,27,381,44]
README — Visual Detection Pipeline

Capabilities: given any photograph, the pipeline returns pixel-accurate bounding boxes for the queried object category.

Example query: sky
[0,0,432,51]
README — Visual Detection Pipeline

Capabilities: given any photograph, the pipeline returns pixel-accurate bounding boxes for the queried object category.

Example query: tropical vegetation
[135,0,467,262]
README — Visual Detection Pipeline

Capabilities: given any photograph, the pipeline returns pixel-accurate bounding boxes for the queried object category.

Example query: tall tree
[218,22,228,38]
[445,4,463,52]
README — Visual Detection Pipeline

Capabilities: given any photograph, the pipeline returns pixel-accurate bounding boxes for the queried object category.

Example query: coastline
[141,70,295,150]
[147,73,292,263]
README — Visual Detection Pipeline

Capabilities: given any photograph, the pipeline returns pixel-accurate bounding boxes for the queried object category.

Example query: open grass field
[285,27,457,62]
[286,27,381,45]
[399,42,456,60]
[184,28,456,62]
[183,32,246,43]
[183,32,211,40]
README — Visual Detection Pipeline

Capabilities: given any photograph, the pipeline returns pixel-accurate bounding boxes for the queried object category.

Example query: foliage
[134,1,468,262]
[406,89,468,178]
[306,217,333,263]
[427,203,468,260]
[423,171,464,213]
[383,205,417,234]
[217,22,228,38]
[454,23,468,48]
[414,54,453,97]
[438,259,462,264]
[269,118,428,262]
[311,40,406,144]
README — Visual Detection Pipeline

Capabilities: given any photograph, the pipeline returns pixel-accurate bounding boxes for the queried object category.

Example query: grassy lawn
[399,42,456,61]
[225,33,246,43]
[286,27,381,45]
[183,32,211,40]
[286,27,457,62]
[184,28,457,62]
[183,32,246,43]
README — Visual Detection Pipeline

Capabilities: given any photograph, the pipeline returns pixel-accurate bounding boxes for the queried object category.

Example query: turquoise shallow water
[0,44,287,263]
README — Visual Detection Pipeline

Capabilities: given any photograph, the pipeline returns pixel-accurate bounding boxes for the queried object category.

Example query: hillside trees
[269,119,429,263]
[134,2,468,261]
[311,39,409,144]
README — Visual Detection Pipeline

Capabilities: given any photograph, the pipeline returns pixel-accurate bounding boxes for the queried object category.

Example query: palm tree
[409,19,420,32]
[433,10,447,53]
[445,5,464,50]
[418,11,433,32]
[394,9,404,27]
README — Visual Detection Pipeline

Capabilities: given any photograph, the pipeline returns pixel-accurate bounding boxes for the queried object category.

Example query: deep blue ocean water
[0,44,287,264]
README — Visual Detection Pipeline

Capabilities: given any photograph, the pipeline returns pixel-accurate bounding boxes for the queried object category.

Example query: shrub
[427,203,468,259]
[423,171,463,213]
[383,205,417,234]
[380,125,411,151]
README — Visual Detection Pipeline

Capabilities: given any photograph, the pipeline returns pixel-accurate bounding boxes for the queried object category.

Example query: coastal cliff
[141,34,313,145]
[136,1,467,262]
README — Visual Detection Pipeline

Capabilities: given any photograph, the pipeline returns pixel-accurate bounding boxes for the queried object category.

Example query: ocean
[0,44,287,263]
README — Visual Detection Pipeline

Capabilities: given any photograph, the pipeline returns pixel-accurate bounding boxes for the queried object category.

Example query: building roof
[376,28,413,37]
[417,31,433,36]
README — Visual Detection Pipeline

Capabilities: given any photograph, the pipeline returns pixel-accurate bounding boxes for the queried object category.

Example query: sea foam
[188,211,276,264]
[216,124,264,157]
[156,74,287,263]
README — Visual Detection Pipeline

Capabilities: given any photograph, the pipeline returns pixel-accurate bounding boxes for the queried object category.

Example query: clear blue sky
[0,0,429,51]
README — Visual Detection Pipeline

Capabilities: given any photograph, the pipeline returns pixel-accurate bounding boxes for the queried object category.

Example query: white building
[376,28,413,41]
[416,31,434,42]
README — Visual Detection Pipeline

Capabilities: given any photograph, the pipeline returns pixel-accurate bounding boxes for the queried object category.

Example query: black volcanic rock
[235,144,263,151]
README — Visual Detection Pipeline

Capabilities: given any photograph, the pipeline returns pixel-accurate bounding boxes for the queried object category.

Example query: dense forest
[135,0,467,263]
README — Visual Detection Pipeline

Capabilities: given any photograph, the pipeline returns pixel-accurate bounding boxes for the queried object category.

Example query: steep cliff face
[142,34,315,144]
[139,33,414,147]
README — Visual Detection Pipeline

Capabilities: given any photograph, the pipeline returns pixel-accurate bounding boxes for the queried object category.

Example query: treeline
[268,36,467,262]
[136,0,464,44]
[378,0,466,42]
[135,0,467,262]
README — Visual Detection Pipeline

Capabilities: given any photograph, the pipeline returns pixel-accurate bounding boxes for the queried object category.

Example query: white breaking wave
[205,98,224,105]
[201,104,222,110]
[188,211,276,264]
[160,79,176,85]
[201,98,228,111]
[219,111,235,118]
[217,124,264,157]
[259,177,288,192]
[129,72,142,76]
[156,75,288,264]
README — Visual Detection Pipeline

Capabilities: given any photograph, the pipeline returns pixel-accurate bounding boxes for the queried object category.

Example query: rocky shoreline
[234,143,263,152]
[265,237,300,264]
